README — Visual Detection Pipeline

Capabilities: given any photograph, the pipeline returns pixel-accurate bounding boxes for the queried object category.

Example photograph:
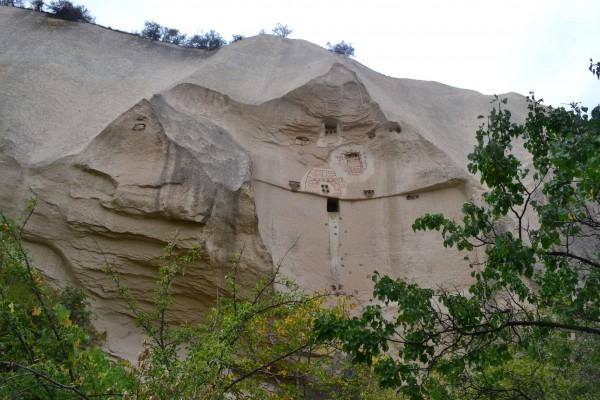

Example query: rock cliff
[0,7,528,359]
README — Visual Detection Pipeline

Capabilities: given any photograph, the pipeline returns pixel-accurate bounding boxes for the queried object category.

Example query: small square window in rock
[327,198,339,213]
[324,123,337,135]
[363,189,375,198]
[321,184,330,193]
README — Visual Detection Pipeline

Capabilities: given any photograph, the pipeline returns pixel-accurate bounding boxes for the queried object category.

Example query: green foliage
[107,247,398,399]
[140,21,187,45]
[456,334,600,399]
[315,91,600,399]
[139,21,226,50]
[327,41,355,57]
[160,26,187,45]
[0,211,133,399]
[1,203,396,398]
[185,30,226,50]
[47,0,94,23]
[140,21,162,41]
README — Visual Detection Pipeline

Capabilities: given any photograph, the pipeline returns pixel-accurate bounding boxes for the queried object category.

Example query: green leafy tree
[0,206,134,399]
[139,21,188,45]
[185,30,226,50]
[106,244,399,399]
[315,89,600,399]
[1,202,396,399]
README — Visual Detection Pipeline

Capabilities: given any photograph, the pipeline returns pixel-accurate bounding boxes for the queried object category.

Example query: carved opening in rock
[295,136,310,145]
[327,198,339,213]
[321,184,330,193]
[289,180,300,191]
[324,122,337,135]
[343,151,366,175]
[388,123,402,133]
[406,194,420,200]
[132,123,146,131]
[364,189,375,198]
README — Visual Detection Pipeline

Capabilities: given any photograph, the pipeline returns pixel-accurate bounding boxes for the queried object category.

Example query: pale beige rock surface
[0,7,529,359]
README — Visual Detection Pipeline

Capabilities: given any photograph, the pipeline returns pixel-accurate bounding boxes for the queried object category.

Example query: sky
[83,0,599,107]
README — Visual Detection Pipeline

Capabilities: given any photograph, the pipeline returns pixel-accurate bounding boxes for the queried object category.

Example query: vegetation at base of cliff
[315,75,600,398]
[0,206,133,399]
[104,244,398,399]
[0,206,397,399]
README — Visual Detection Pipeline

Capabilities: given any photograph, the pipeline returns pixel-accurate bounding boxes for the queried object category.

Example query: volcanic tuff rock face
[0,7,528,359]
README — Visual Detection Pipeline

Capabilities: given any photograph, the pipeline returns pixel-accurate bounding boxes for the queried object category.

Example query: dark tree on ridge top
[48,0,93,23]
[327,41,355,57]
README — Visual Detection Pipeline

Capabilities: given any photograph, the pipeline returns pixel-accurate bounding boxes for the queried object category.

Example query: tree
[327,41,355,57]
[105,243,398,399]
[140,21,162,41]
[184,30,226,50]
[160,26,186,45]
[30,0,43,11]
[47,0,94,23]
[315,87,600,399]
[0,206,133,399]
[272,23,292,38]
[231,34,244,43]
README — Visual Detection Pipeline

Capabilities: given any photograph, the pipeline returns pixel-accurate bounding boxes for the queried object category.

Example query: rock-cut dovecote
[0,7,528,359]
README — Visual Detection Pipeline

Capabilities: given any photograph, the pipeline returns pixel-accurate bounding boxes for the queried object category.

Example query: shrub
[160,26,186,45]
[0,208,133,398]
[185,30,226,50]
[327,41,355,57]
[140,20,162,41]
[105,243,399,399]
[47,0,94,23]
[272,23,292,38]
[231,34,244,43]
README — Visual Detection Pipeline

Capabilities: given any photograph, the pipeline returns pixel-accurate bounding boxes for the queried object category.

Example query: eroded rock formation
[0,7,529,359]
